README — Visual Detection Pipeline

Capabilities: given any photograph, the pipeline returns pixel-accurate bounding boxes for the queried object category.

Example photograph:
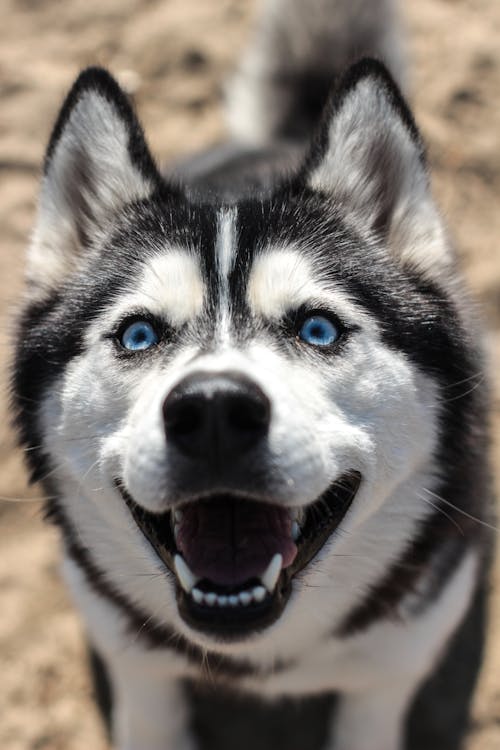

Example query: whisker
[421,487,498,533]
[441,371,484,390]
[0,494,46,504]
[132,612,157,644]
[417,493,465,536]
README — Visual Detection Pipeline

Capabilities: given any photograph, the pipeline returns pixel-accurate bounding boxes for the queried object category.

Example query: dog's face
[14,64,456,650]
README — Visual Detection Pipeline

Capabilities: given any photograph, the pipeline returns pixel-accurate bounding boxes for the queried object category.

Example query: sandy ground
[0,1,499,748]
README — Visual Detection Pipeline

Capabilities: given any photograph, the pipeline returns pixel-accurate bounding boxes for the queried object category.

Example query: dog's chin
[115,473,361,641]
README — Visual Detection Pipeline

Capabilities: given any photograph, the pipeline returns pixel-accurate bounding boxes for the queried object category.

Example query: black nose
[163,371,271,462]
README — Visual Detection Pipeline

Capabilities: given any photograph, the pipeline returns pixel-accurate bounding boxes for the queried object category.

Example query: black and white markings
[11,54,490,747]
[215,207,239,344]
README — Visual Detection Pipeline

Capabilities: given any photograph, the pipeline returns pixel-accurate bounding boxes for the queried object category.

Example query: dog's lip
[114,472,361,639]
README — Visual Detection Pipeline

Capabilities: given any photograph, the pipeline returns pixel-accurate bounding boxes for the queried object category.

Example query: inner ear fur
[27,67,161,296]
[299,59,453,276]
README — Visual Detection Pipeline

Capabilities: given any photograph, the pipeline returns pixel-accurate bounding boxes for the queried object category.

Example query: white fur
[27,6,480,749]
[307,77,453,278]
[63,544,478,749]
[40,239,442,663]
[215,207,238,345]
[116,250,205,327]
[247,248,321,319]
[247,246,382,328]
[28,91,154,298]
[63,560,196,750]
[33,105,459,746]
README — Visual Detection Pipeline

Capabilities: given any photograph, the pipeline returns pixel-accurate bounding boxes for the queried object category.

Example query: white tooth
[174,510,183,522]
[260,553,283,593]
[239,591,252,606]
[174,524,180,543]
[288,507,305,524]
[252,586,266,602]
[217,595,228,607]
[229,595,239,607]
[192,587,204,604]
[205,592,217,606]
[174,554,199,594]
[291,521,301,541]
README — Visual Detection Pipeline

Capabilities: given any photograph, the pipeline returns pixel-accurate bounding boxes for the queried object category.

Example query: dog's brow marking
[216,207,238,343]
[139,251,204,325]
[247,249,318,318]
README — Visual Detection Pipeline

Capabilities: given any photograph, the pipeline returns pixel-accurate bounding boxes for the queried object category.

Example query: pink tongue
[176,497,298,586]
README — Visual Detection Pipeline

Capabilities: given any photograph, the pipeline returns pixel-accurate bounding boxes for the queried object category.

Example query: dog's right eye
[120,320,159,351]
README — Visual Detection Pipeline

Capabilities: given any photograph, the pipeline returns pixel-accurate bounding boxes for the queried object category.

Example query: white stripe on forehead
[133,250,205,325]
[216,207,238,282]
[215,207,238,343]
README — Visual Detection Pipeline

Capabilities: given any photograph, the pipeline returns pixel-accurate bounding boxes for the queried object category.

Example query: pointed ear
[28,67,161,296]
[301,59,452,276]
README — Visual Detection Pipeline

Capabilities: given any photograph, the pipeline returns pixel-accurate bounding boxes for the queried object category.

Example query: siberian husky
[12,0,493,748]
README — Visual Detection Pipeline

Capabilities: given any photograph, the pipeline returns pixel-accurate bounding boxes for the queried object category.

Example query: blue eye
[120,320,159,351]
[298,315,340,347]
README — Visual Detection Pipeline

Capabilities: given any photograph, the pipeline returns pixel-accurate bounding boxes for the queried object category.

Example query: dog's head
[13,62,471,651]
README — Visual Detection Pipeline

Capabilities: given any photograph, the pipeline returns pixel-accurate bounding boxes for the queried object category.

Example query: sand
[0,1,498,748]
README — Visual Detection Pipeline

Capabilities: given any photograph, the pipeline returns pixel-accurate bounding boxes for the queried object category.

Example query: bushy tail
[226,0,406,144]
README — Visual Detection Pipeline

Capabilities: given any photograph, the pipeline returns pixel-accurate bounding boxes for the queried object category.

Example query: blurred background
[0,1,498,748]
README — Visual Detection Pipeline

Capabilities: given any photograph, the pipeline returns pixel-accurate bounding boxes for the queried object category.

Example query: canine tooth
[217,595,228,607]
[291,521,301,541]
[289,507,305,524]
[205,592,217,606]
[174,524,180,543]
[174,510,183,522]
[252,586,266,602]
[260,553,283,593]
[192,587,204,604]
[239,591,252,606]
[174,555,199,594]
[229,595,239,607]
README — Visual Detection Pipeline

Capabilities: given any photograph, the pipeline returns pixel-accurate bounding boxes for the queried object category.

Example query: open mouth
[115,472,361,639]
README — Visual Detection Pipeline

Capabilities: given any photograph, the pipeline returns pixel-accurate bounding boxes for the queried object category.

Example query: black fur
[14,73,490,619]
[11,54,493,750]
[44,66,160,184]
[337,513,478,637]
[297,58,425,181]
[89,578,489,750]
[46,491,281,680]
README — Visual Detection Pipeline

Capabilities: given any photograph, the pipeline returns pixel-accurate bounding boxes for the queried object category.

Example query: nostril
[226,393,270,434]
[164,396,204,439]
[162,371,271,460]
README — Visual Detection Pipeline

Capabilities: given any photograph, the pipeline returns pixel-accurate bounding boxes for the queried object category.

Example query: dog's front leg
[62,559,196,750]
[109,654,195,750]
[328,685,414,750]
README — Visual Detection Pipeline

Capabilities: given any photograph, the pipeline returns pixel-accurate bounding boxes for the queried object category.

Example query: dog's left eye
[298,315,340,347]
[120,320,159,351]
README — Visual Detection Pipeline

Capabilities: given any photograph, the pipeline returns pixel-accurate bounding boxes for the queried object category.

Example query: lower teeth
[174,551,283,607]
[190,585,268,608]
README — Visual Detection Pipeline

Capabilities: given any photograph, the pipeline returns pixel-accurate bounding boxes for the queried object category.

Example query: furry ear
[302,59,452,276]
[28,67,160,295]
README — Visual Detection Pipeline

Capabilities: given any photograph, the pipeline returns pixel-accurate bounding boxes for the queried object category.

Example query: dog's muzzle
[117,371,361,639]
